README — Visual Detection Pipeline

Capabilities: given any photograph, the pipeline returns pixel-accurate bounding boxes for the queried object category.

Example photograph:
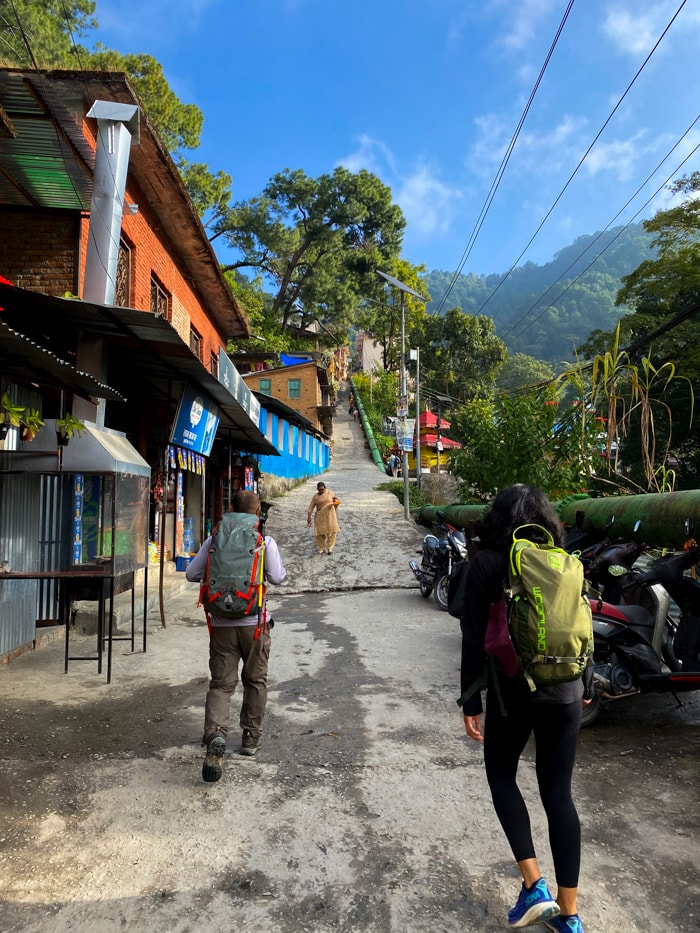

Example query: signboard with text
[218,348,260,426]
[396,418,416,451]
[170,384,221,457]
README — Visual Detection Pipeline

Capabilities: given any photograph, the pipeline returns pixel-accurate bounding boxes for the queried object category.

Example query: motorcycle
[584,544,700,726]
[409,514,468,611]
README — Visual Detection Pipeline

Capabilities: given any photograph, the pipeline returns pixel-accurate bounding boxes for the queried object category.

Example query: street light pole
[377,270,427,520]
[410,347,421,489]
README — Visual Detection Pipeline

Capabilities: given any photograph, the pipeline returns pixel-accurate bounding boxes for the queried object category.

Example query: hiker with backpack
[186,490,286,782]
[457,484,593,933]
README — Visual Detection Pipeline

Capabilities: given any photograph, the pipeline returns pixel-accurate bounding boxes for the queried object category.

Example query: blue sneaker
[544,915,584,933]
[508,878,559,928]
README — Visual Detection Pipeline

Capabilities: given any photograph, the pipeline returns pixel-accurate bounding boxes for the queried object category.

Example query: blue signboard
[170,384,221,457]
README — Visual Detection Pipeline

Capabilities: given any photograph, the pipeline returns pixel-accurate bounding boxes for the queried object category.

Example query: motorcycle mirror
[608,564,628,577]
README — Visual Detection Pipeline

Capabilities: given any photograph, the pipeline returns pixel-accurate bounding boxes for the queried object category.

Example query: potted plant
[20,408,45,442]
[0,393,25,430]
[56,412,86,445]
[0,393,25,448]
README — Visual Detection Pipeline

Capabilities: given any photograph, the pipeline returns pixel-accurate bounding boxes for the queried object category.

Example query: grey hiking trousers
[204,623,271,745]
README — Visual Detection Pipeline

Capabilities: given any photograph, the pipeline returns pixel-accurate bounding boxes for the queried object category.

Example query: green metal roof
[0,70,94,210]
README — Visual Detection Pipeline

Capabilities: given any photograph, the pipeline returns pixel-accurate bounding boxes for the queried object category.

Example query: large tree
[214,167,406,334]
[355,258,429,371]
[496,352,554,392]
[0,0,95,67]
[410,308,506,406]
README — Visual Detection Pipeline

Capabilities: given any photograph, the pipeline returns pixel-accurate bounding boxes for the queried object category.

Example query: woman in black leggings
[460,484,590,933]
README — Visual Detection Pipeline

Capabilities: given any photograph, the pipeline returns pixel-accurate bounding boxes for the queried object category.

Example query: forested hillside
[422,223,655,364]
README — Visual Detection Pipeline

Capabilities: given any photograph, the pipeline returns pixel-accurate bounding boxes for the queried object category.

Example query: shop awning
[0,283,278,455]
[0,318,125,401]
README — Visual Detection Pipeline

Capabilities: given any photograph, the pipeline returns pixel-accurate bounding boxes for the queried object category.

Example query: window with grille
[288,378,301,399]
[150,276,169,318]
[258,378,272,396]
[210,352,218,380]
[115,238,132,307]
[190,325,202,360]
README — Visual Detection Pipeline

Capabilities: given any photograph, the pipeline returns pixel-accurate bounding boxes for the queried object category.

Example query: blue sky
[89,0,700,277]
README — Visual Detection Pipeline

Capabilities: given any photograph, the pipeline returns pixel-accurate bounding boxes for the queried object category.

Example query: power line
[472,0,690,320]
[432,0,577,317]
[500,113,700,349]
[59,0,86,70]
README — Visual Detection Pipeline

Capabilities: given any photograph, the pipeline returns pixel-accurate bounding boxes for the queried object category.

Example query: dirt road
[1,398,698,932]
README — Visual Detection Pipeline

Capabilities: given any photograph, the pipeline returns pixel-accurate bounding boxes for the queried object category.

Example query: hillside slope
[422,223,655,364]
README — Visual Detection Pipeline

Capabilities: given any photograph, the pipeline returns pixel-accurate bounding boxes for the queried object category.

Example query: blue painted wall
[257,407,331,480]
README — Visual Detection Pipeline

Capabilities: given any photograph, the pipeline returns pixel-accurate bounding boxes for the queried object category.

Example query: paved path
[263,388,424,595]
[0,389,697,933]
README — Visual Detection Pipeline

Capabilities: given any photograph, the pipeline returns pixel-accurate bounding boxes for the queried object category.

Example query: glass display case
[68,471,149,576]
[0,421,152,675]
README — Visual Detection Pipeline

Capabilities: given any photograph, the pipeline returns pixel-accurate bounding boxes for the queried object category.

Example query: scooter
[584,544,700,726]
[409,514,468,611]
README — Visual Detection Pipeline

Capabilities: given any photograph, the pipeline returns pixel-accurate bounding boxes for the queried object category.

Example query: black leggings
[483,695,582,889]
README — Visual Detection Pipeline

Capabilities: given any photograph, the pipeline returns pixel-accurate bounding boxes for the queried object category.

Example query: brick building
[0,68,276,662]
[243,360,336,436]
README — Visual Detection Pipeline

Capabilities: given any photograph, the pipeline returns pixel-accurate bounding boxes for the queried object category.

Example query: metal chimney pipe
[76,101,139,426]
[83,100,139,305]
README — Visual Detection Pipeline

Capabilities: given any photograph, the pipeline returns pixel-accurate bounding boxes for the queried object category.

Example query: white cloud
[396,166,462,238]
[582,131,649,179]
[337,138,461,239]
[467,112,588,181]
[488,0,562,52]
[337,135,397,177]
[602,2,700,56]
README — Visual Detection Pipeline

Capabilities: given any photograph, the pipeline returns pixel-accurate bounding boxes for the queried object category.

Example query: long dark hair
[479,483,564,552]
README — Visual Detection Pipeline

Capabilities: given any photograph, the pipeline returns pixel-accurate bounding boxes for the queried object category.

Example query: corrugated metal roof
[0,71,93,209]
[0,318,124,400]
[0,68,250,339]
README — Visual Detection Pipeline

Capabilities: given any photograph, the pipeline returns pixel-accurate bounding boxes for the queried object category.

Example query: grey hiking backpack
[199,513,263,619]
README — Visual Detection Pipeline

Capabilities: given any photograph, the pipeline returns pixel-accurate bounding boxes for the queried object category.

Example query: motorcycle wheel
[433,574,449,611]
[419,582,432,598]
[580,693,604,728]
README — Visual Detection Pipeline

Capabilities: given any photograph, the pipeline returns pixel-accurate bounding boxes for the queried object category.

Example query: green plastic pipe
[349,378,385,473]
[557,491,700,549]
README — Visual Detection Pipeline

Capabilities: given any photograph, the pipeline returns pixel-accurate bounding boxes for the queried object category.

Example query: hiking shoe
[202,735,226,783]
[240,729,260,756]
[508,878,559,928]
[544,915,584,933]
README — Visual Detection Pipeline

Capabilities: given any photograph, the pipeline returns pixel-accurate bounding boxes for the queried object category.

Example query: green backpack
[507,524,593,690]
[199,513,263,619]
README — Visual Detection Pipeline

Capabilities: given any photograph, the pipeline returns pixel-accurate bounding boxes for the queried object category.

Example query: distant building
[243,360,336,436]
[353,331,383,374]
